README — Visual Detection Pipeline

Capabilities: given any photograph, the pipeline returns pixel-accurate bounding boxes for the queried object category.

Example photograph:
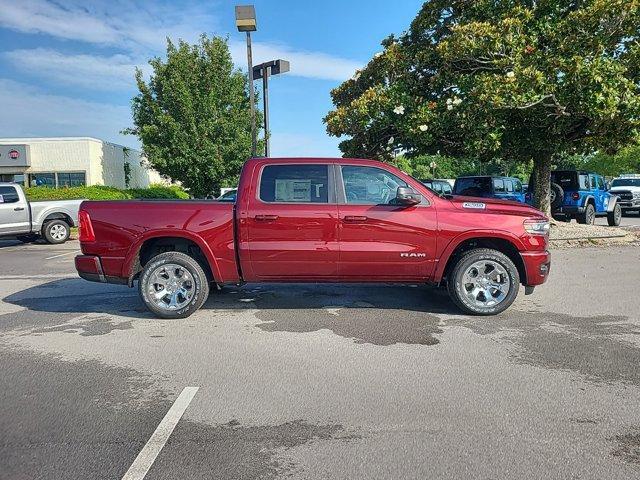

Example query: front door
[243,162,339,280]
[337,164,438,281]
[0,185,29,236]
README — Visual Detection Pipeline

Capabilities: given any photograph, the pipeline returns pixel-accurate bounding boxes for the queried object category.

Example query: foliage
[125,35,260,197]
[25,184,189,201]
[555,144,640,177]
[123,146,132,188]
[325,0,640,213]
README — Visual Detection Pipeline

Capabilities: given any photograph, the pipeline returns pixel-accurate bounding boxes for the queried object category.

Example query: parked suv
[453,176,525,203]
[530,170,622,225]
[609,174,640,214]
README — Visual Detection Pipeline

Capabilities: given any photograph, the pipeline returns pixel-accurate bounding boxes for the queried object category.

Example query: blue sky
[0,0,423,156]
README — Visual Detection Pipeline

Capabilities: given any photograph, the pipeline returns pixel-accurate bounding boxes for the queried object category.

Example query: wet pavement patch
[149,419,360,480]
[27,317,133,336]
[610,428,640,465]
[443,311,640,386]
[248,284,445,346]
[0,346,171,480]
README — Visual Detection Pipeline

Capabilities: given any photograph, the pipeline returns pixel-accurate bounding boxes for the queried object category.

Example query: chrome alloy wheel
[147,263,196,311]
[461,260,511,308]
[50,223,68,241]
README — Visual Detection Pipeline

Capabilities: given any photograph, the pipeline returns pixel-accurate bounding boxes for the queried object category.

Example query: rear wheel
[577,204,595,225]
[447,248,520,316]
[607,203,622,226]
[42,220,70,244]
[138,251,209,319]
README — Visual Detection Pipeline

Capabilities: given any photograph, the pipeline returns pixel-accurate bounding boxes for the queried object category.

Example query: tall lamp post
[235,5,257,157]
[253,60,290,157]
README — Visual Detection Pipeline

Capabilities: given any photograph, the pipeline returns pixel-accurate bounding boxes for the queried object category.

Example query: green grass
[25,183,189,201]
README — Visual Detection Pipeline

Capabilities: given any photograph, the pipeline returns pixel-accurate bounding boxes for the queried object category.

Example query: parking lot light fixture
[235,5,257,157]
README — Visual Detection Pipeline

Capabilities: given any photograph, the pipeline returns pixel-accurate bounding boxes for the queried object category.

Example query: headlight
[524,218,550,235]
[633,192,640,199]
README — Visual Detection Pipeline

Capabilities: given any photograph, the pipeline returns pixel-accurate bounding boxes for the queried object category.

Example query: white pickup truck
[0,182,83,244]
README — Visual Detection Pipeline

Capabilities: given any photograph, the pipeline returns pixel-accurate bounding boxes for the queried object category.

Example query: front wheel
[607,203,622,226]
[138,251,210,319]
[447,248,520,315]
[42,220,70,244]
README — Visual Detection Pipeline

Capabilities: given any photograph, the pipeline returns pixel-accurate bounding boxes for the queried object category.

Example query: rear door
[242,162,339,280]
[0,185,30,236]
[336,164,437,281]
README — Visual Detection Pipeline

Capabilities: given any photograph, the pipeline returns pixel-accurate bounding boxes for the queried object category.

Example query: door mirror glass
[395,187,421,206]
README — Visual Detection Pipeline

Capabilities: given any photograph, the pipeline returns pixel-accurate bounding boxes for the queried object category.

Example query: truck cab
[609,174,640,214]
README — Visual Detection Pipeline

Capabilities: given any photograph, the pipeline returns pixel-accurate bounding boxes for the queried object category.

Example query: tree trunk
[531,154,552,217]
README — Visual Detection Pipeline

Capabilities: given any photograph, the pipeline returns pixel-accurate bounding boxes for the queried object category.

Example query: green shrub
[24,184,189,201]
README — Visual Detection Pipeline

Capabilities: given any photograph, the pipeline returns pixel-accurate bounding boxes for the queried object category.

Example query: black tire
[42,220,70,244]
[607,203,622,226]
[138,251,209,319]
[577,203,595,225]
[16,234,39,243]
[550,183,564,209]
[447,248,520,316]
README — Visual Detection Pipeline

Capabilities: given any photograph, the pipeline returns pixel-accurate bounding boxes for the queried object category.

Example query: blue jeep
[529,170,622,226]
[452,176,526,203]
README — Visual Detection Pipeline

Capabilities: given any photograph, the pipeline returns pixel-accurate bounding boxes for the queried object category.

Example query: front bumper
[617,199,640,210]
[75,255,127,284]
[520,250,551,286]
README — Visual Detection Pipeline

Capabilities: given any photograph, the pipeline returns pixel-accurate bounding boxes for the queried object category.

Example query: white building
[0,137,165,189]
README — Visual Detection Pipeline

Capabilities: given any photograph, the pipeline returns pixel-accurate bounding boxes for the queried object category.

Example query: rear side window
[0,186,19,204]
[493,178,505,193]
[259,165,329,203]
[442,183,452,195]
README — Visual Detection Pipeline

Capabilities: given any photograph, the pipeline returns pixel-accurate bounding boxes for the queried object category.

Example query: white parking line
[45,251,76,260]
[121,386,199,480]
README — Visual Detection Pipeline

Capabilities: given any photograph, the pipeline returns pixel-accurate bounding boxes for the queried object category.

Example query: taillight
[78,210,95,242]
[571,192,580,200]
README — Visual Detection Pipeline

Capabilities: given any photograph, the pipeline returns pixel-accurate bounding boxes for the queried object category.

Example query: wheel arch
[435,233,526,286]
[42,211,75,227]
[124,231,220,284]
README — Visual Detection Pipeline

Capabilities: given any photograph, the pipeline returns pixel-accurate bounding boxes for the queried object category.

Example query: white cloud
[229,41,361,82]
[3,48,146,91]
[0,0,361,82]
[0,79,137,147]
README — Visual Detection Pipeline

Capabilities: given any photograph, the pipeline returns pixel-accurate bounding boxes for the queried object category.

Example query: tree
[126,35,260,197]
[325,1,640,214]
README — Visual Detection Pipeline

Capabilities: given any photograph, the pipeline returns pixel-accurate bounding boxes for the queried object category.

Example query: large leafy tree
[325,0,640,214]
[127,35,260,197]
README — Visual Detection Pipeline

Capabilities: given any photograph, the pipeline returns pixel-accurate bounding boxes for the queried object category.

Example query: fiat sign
[0,144,30,167]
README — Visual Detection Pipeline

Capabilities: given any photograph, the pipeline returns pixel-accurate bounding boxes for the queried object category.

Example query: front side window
[505,180,514,193]
[260,165,329,203]
[442,183,452,195]
[342,166,408,205]
[514,180,523,193]
[597,176,605,190]
[0,186,19,203]
[493,178,505,193]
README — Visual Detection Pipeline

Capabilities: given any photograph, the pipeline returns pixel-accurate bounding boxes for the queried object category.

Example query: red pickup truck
[75,158,550,318]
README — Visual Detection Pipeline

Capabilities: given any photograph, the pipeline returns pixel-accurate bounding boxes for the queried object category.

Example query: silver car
[0,182,82,244]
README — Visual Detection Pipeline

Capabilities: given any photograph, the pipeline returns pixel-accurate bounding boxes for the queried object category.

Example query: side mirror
[395,186,421,206]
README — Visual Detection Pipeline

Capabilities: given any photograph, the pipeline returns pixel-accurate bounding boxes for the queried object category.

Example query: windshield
[611,178,640,187]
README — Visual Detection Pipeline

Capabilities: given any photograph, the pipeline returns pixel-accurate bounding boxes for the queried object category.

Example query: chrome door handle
[254,214,278,221]
[343,215,367,222]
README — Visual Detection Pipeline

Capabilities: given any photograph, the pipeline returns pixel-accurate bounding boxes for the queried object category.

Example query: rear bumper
[75,255,127,284]
[554,205,583,215]
[520,250,551,286]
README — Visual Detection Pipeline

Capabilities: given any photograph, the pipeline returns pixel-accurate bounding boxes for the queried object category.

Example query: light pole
[253,60,290,157]
[235,5,257,157]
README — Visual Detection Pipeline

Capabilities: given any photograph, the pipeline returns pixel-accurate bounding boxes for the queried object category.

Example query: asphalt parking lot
[1,240,639,479]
